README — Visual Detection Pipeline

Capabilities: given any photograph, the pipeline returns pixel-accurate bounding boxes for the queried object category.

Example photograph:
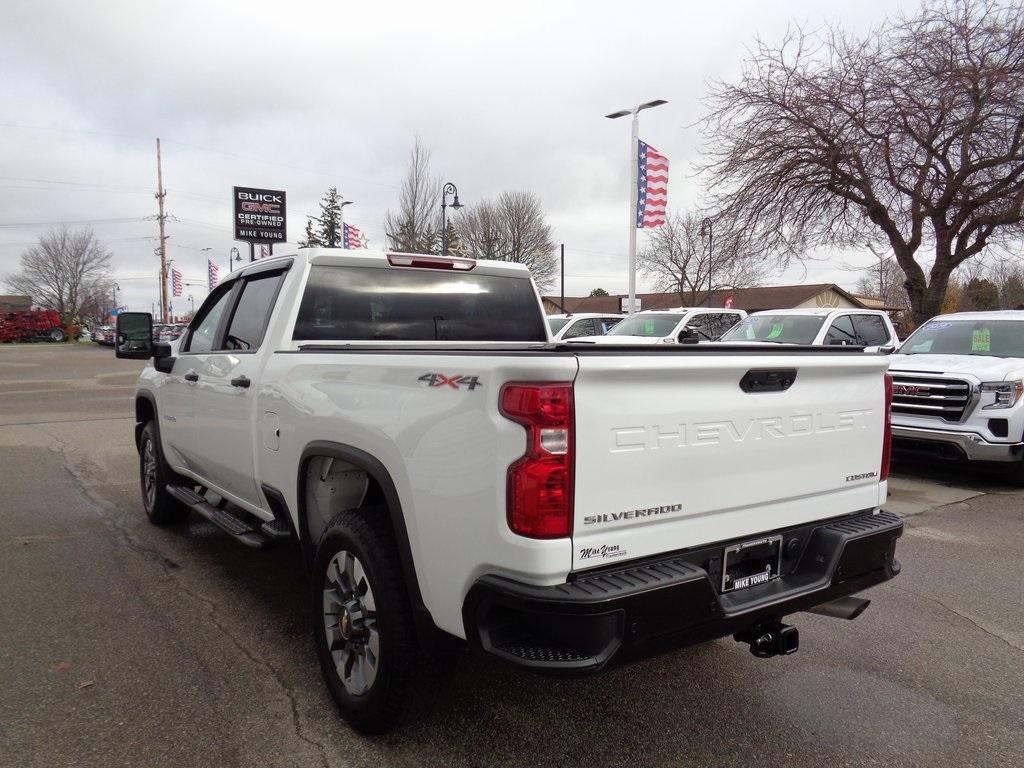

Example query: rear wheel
[48,327,66,342]
[313,508,422,734]
[139,422,189,525]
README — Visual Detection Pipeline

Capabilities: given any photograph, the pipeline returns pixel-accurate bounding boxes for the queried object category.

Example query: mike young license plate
[721,535,783,593]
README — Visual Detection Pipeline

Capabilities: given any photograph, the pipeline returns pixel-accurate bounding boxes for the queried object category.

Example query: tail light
[881,373,893,481]
[500,383,574,538]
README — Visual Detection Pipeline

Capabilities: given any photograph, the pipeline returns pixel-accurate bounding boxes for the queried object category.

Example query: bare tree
[854,248,912,310]
[637,212,768,306]
[700,0,1024,324]
[4,227,113,322]
[384,138,441,253]
[456,191,558,290]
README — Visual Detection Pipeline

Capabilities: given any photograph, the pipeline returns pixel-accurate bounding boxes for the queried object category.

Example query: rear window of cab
[293,265,548,342]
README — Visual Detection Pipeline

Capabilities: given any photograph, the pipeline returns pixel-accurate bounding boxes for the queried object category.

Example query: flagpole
[628,110,639,315]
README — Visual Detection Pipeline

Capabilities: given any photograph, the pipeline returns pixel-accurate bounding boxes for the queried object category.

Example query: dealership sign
[233,186,287,243]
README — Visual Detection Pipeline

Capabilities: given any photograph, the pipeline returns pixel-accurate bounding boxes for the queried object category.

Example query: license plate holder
[721,535,783,593]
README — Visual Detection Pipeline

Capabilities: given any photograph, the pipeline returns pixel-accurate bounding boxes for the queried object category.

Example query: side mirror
[115,312,153,359]
[678,328,700,344]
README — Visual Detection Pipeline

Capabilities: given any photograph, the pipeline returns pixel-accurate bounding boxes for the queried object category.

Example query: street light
[229,246,241,272]
[440,182,464,255]
[188,294,194,316]
[605,99,668,314]
[700,217,713,307]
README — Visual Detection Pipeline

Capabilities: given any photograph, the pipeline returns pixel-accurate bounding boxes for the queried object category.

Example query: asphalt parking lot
[1,343,1022,768]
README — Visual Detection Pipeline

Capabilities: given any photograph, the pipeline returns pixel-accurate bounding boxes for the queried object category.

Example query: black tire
[313,507,422,734]
[138,421,189,525]
[48,327,66,343]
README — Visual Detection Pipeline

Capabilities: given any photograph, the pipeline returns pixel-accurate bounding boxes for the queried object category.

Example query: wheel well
[136,396,155,425]
[134,396,156,450]
[295,442,450,653]
[301,454,381,546]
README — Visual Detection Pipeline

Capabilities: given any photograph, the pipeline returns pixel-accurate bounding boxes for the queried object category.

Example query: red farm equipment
[0,309,68,343]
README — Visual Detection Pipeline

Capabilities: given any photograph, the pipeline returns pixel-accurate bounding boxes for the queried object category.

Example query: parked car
[573,308,746,344]
[94,326,115,346]
[151,324,168,342]
[719,308,898,351]
[888,310,1024,480]
[115,248,900,733]
[160,324,186,343]
[547,313,623,341]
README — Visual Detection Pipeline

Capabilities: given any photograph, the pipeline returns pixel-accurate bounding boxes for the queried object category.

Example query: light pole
[188,294,194,316]
[440,182,464,255]
[112,282,120,315]
[700,217,713,307]
[229,246,241,272]
[605,99,668,314]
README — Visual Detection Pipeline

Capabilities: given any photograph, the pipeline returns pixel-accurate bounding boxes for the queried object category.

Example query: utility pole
[560,243,565,312]
[700,217,713,307]
[155,138,169,321]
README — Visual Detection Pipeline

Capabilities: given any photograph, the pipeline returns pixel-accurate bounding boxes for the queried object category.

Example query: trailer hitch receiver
[734,621,799,658]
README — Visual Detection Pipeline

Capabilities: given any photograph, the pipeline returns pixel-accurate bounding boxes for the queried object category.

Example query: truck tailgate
[572,351,889,571]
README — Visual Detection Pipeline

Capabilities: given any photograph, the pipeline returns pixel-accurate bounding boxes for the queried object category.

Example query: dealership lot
[1,343,1022,768]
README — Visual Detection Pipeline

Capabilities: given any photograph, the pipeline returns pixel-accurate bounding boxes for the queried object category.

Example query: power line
[0,216,152,228]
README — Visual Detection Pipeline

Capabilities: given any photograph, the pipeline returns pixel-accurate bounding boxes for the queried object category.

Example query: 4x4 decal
[418,373,482,390]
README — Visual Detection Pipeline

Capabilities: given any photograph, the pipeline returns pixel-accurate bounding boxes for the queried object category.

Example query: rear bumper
[462,509,902,672]
[892,425,1024,463]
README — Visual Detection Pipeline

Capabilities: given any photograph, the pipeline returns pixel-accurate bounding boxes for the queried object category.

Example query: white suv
[546,313,623,341]
[574,308,746,344]
[719,308,898,351]
[888,311,1024,480]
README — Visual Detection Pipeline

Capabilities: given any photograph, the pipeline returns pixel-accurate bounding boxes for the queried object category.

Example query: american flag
[260,245,270,259]
[343,223,365,249]
[208,259,219,291]
[636,140,669,228]
[171,268,183,297]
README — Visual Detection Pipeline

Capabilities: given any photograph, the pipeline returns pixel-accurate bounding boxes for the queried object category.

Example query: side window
[824,315,858,345]
[562,318,597,339]
[222,272,285,351]
[683,313,711,340]
[852,314,889,346]
[718,313,742,338]
[184,285,236,353]
[600,317,622,334]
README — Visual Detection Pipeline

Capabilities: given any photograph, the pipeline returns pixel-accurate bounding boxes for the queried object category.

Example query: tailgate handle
[740,368,797,393]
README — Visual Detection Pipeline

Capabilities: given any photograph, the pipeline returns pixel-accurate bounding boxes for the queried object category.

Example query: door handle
[184,371,199,383]
[230,376,251,389]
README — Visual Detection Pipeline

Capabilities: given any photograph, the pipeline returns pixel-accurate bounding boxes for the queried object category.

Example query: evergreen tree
[297,219,324,248]
[589,288,609,297]
[318,186,344,247]
[960,278,1000,311]
[444,220,462,255]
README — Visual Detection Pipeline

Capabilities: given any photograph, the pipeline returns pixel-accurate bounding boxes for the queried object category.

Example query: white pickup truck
[888,311,1024,480]
[115,248,902,733]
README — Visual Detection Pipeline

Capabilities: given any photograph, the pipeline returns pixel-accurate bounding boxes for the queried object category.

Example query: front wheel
[48,327,66,342]
[313,508,422,734]
[138,422,189,525]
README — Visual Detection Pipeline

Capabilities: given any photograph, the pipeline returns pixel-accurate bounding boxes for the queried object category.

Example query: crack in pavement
[891,584,1023,653]
[40,427,332,768]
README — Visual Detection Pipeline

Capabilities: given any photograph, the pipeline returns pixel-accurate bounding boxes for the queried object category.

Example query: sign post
[233,186,287,261]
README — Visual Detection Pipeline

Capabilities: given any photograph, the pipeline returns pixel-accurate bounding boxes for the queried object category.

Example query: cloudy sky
[1,0,915,312]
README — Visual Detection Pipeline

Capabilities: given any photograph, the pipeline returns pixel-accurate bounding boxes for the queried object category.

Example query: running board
[166,485,272,549]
